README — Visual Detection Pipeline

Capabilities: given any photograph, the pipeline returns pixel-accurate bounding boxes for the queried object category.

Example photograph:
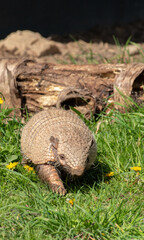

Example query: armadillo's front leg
[35,165,67,195]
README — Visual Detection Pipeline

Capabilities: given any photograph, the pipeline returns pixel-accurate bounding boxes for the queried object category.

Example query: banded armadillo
[21,109,96,195]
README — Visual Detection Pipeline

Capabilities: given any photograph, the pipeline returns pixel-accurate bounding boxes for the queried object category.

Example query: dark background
[0,0,144,39]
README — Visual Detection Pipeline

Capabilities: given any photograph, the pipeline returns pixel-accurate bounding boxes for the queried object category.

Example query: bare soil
[0,20,144,65]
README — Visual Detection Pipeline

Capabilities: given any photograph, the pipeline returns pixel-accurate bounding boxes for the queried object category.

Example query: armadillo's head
[56,128,97,177]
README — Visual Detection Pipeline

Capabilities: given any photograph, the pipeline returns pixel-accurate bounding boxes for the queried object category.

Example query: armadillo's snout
[71,166,85,176]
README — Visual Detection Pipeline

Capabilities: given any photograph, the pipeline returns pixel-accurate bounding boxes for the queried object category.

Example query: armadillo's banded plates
[21,109,93,165]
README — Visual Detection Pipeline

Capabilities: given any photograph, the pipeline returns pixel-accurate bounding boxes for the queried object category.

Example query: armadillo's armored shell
[21,109,96,169]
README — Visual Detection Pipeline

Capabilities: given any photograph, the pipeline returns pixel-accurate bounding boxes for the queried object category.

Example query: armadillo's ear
[49,136,59,162]
[50,136,59,149]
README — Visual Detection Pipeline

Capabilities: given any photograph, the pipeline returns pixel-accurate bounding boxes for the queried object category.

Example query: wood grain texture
[0,58,144,116]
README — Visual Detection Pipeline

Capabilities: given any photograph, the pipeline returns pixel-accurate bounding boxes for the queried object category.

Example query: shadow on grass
[62,157,111,194]
[1,156,111,196]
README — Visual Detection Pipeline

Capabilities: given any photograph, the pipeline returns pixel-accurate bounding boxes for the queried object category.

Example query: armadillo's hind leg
[21,157,28,166]
[35,164,67,195]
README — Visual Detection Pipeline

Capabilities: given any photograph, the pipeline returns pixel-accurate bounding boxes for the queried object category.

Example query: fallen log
[0,58,144,117]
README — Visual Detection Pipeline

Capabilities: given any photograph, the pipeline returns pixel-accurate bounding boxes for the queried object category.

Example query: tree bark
[0,58,144,117]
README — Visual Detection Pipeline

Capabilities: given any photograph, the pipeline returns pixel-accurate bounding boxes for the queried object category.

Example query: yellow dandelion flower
[105,171,114,177]
[68,198,75,206]
[130,166,141,172]
[6,162,19,169]
[24,165,35,173]
[0,97,3,104]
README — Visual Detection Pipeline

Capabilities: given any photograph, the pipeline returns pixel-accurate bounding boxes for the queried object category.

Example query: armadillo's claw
[51,184,67,195]
[21,157,28,166]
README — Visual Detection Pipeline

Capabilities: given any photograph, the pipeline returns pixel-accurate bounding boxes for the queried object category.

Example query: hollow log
[0,58,144,117]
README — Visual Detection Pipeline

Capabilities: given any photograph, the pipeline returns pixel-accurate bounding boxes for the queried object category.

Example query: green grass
[0,99,144,240]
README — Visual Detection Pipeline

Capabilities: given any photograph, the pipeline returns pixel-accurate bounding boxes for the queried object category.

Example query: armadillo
[21,109,96,195]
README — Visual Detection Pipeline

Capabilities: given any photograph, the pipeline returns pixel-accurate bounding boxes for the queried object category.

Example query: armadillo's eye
[90,139,95,147]
[59,154,65,161]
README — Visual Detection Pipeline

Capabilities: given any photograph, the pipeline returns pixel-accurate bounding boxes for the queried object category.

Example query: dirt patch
[0,20,143,64]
